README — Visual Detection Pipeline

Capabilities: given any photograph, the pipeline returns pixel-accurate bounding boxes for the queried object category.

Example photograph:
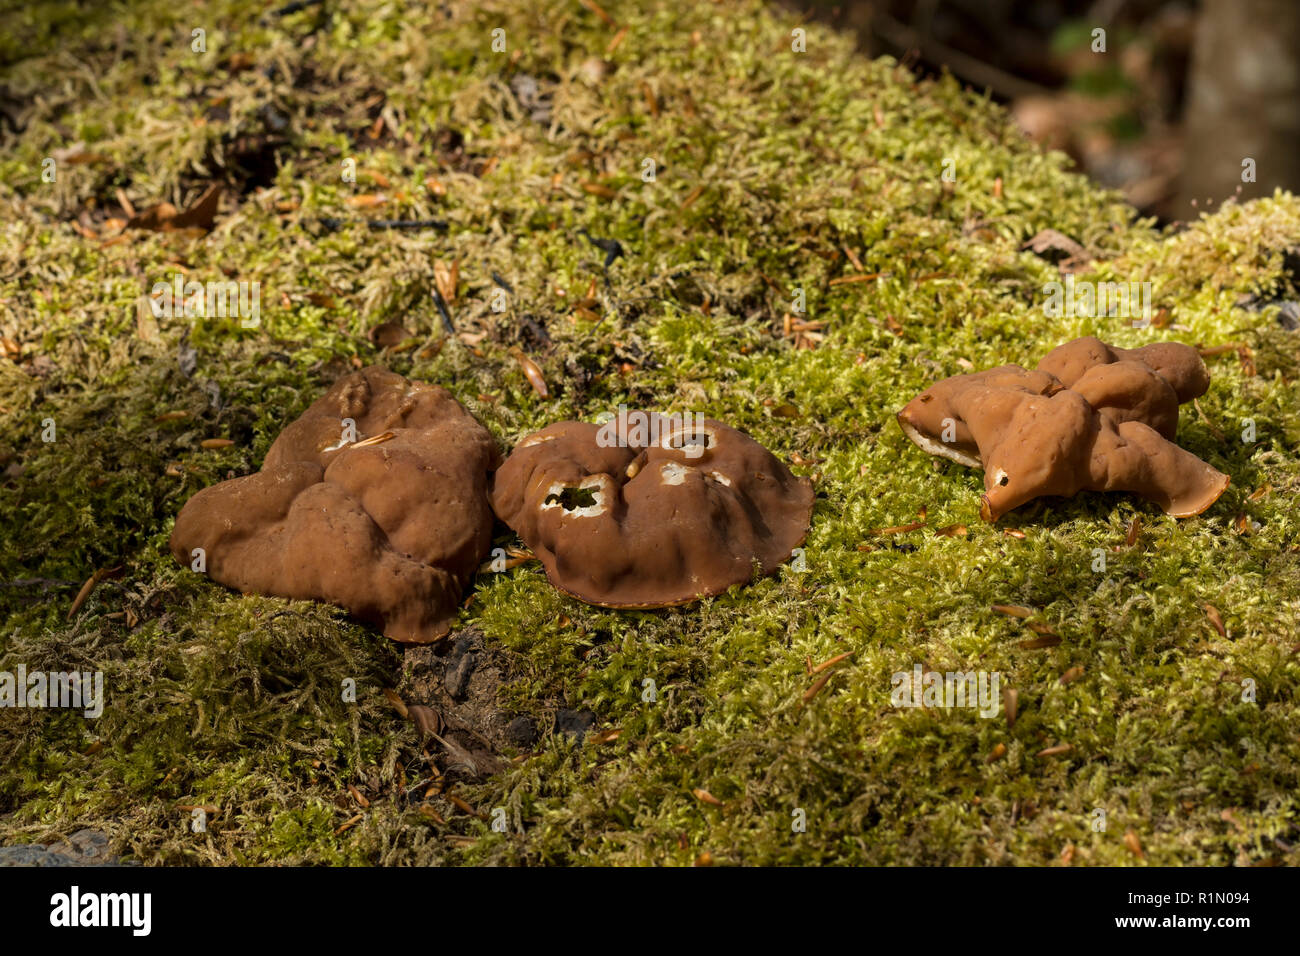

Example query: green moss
[2,0,1298,866]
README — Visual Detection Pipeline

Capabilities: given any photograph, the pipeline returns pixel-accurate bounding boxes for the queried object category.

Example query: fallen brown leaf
[810,651,853,675]
[579,0,618,27]
[1036,743,1073,757]
[679,184,706,209]
[127,183,222,233]
[871,520,925,535]
[509,347,549,397]
[57,149,110,165]
[1018,633,1062,650]
[828,272,883,286]
[1022,228,1090,267]
[381,688,409,719]
[802,671,834,703]
[334,813,364,835]
[640,80,659,117]
[434,258,459,306]
[992,604,1033,618]
[448,794,486,819]
[580,181,616,199]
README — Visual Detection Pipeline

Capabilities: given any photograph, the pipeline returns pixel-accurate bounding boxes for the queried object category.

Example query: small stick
[431,286,455,335]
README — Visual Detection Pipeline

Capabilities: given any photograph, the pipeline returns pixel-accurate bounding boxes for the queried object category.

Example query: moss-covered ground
[2,0,1299,866]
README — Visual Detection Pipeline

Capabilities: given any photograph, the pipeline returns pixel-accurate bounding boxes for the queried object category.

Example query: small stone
[504,716,540,749]
[1277,301,1300,331]
[60,829,111,863]
[555,708,596,740]
[0,829,118,867]
[0,845,53,867]
[444,651,477,700]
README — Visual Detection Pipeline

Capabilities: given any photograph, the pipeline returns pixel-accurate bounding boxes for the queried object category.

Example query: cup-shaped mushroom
[490,416,814,607]
[170,365,498,643]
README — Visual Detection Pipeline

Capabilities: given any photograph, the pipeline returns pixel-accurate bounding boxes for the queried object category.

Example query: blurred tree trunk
[1178,0,1300,214]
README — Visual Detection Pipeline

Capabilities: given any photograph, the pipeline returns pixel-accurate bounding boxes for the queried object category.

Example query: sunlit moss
[1,0,1297,865]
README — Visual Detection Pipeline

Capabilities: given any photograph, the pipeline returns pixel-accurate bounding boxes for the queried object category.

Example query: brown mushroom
[1036,336,1211,403]
[895,365,1063,468]
[169,366,499,643]
[489,410,814,607]
[897,337,1229,521]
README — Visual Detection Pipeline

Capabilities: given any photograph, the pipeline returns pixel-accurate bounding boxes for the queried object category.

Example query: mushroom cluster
[177,337,1229,637]
[896,336,1229,520]
[170,366,499,643]
[489,410,815,607]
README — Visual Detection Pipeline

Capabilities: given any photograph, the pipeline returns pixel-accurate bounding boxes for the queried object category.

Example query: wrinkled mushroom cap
[897,365,1062,467]
[1069,360,1180,439]
[490,411,814,607]
[170,366,498,643]
[1036,335,1210,404]
[971,388,1227,521]
[896,337,1229,521]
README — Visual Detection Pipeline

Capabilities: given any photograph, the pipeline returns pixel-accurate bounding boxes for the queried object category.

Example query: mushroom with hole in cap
[169,365,499,643]
[489,410,814,608]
